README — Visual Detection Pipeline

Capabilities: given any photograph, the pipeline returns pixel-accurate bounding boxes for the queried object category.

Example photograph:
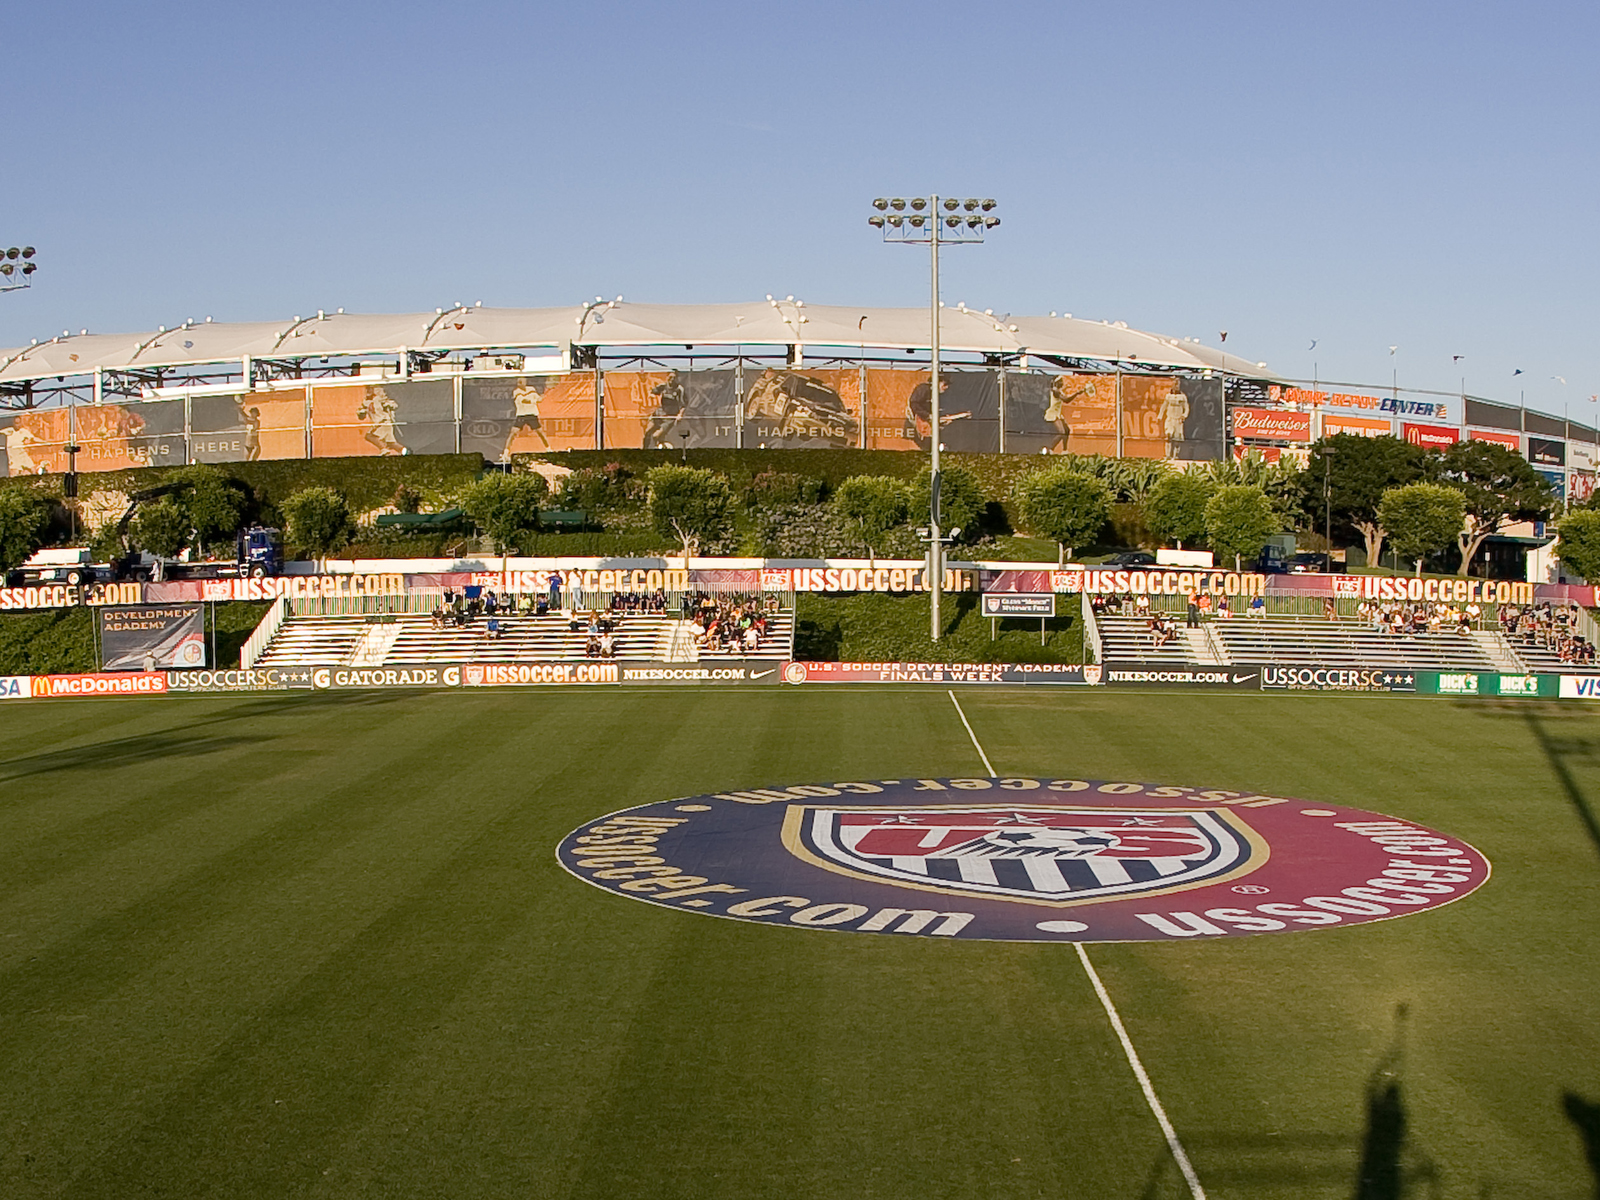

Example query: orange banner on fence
[865,369,928,450]
[1036,374,1195,458]
[1321,413,1391,439]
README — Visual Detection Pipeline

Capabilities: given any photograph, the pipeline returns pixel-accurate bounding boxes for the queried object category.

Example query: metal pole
[929,194,942,642]
[1115,364,1124,458]
[997,366,1006,456]
[1324,454,1333,572]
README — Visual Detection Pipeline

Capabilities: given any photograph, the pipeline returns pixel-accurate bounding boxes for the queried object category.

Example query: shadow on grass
[0,730,258,782]
[0,688,419,783]
[1139,1005,1443,1199]
[1564,1093,1600,1199]
[1522,709,1600,862]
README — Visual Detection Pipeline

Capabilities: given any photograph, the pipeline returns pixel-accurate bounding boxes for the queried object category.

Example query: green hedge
[0,601,272,675]
[794,591,1082,664]
[0,454,487,519]
[528,449,1068,523]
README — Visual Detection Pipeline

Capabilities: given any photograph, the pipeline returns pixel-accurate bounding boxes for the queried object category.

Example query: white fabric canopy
[0,301,1275,384]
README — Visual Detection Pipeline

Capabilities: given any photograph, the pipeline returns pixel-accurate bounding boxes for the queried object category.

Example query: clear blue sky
[4,1,1596,417]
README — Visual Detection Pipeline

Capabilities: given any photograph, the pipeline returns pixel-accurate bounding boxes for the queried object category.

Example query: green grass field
[2,688,1598,1199]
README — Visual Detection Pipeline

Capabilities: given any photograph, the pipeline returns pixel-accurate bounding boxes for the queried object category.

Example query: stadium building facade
[0,300,1593,499]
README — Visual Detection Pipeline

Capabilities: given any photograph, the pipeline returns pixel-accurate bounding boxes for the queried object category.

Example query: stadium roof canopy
[0,301,1276,386]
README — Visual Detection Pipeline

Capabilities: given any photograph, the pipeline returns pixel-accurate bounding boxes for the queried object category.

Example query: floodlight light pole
[870,196,998,640]
[0,245,38,293]
[929,199,943,641]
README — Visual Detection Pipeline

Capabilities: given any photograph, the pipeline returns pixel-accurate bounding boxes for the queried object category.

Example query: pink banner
[1404,422,1460,449]
[1233,408,1312,442]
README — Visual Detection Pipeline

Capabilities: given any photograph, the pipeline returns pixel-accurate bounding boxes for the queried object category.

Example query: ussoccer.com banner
[304,662,786,688]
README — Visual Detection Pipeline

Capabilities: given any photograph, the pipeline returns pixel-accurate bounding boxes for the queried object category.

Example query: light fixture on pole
[0,246,37,293]
[869,196,999,640]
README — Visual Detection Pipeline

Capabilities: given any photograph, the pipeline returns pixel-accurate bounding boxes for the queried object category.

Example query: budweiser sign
[1232,407,1311,442]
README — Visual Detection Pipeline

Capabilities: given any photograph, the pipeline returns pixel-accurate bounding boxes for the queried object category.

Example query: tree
[1376,484,1465,575]
[1557,509,1600,583]
[645,465,733,556]
[282,487,357,558]
[1145,472,1213,548]
[461,472,549,550]
[0,488,51,571]
[1302,435,1427,567]
[1435,440,1556,575]
[1012,467,1112,565]
[1204,486,1277,570]
[831,476,912,559]
[167,465,247,551]
[912,465,984,541]
[133,497,191,558]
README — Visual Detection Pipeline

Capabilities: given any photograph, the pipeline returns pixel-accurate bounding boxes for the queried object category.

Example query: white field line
[946,690,996,776]
[1074,943,1207,1199]
[947,691,1207,1200]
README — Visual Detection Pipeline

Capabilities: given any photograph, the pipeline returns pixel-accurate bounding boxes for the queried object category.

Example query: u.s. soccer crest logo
[787,806,1258,905]
[556,777,1491,943]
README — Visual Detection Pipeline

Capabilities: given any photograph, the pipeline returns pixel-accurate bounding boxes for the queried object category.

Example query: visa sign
[0,675,29,699]
[1560,675,1600,699]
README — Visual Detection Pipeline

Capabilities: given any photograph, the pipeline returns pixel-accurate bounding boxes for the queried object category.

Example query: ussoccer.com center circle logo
[556,777,1490,942]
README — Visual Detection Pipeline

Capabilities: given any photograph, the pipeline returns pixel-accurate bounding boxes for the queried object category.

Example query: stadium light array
[869,197,999,641]
[0,246,38,293]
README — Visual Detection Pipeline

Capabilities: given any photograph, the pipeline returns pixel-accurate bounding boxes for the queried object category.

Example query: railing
[241,597,289,669]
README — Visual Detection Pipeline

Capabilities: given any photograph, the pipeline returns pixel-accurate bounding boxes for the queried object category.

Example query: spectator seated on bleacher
[599,630,616,658]
[1148,615,1177,649]
[1247,595,1266,617]
[430,606,447,630]
[585,634,601,658]
[485,617,504,640]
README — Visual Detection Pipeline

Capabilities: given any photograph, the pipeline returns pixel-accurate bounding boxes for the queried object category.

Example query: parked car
[1101,551,1157,567]
[1288,553,1327,574]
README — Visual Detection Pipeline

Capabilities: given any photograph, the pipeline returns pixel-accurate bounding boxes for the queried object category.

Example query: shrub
[831,476,914,557]
[1204,486,1278,569]
[558,462,639,511]
[745,469,825,507]
[1376,483,1465,574]
[0,488,52,571]
[912,465,984,541]
[165,465,248,551]
[645,465,734,550]
[1011,467,1112,564]
[132,498,192,558]
[461,472,549,549]
[1558,509,1600,583]
[1146,472,1214,548]
[281,487,357,557]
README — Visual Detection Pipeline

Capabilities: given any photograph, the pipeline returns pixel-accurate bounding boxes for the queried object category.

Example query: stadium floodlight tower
[870,196,998,640]
[0,246,38,293]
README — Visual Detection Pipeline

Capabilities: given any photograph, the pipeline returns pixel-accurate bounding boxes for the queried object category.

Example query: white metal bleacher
[1210,615,1497,672]
[251,610,795,668]
[1097,613,1501,672]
